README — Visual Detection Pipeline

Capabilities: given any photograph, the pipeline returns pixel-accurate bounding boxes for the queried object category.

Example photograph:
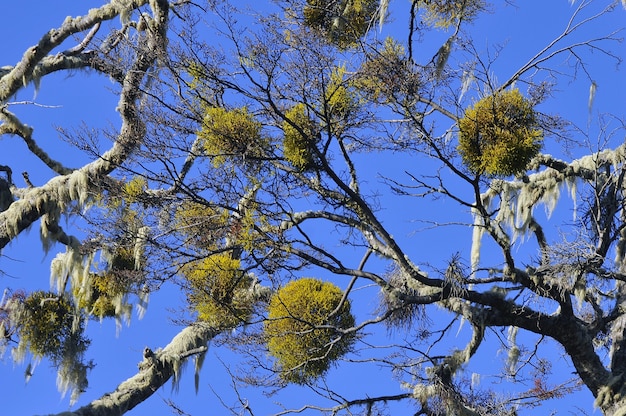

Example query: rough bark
[0,0,163,250]
[50,324,217,416]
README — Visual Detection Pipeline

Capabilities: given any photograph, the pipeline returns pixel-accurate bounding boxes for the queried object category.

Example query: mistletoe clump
[174,201,229,250]
[458,88,543,177]
[354,37,421,103]
[19,291,87,361]
[303,0,379,47]
[199,106,265,165]
[74,247,137,318]
[265,278,355,384]
[183,253,255,328]
[282,103,319,171]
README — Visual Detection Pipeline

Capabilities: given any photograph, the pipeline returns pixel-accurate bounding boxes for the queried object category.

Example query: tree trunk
[599,392,626,416]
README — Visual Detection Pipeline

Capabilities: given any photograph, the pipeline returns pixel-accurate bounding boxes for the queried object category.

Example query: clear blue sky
[1,1,624,415]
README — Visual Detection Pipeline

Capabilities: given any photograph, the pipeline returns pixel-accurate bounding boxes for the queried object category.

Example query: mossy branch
[0,0,150,102]
[0,0,167,250]
[0,106,74,175]
[50,323,218,416]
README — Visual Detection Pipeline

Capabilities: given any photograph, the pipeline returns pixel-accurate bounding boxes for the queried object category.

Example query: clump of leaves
[282,103,319,171]
[183,254,255,328]
[458,88,543,177]
[122,176,147,202]
[19,291,87,361]
[74,247,136,318]
[420,0,486,28]
[265,278,355,384]
[174,201,229,249]
[198,106,265,166]
[325,65,354,118]
[303,0,379,47]
[354,37,421,103]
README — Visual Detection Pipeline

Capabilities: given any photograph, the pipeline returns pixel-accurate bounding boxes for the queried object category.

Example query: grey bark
[50,324,217,416]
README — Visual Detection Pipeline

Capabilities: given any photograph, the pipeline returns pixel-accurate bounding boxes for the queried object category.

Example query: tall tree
[1,0,625,415]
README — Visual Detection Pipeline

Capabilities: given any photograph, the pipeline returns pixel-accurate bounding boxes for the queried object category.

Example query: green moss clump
[265,278,355,384]
[458,88,543,177]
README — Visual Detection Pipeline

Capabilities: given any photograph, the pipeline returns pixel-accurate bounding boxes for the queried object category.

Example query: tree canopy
[1,1,625,415]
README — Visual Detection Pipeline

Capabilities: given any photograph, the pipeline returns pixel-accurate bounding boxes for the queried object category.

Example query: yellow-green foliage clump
[265,278,355,384]
[324,65,357,132]
[325,65,353,117]
[355,37,420,103]
[199,106,265,166]
[458,88,543,177]
[174,201,228,249]
[420,0,485,28]
[20,291,85,360]
[184,253,253,328]
[283,103,318,171]
[74,248,136,318]
[303,0,378,47]
[122,176,147,202]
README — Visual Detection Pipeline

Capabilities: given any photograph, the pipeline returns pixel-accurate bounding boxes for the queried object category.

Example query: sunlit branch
[274,392,414,416]
[0,0,151,102]
[501,1,621,90]
[0,106,74,175]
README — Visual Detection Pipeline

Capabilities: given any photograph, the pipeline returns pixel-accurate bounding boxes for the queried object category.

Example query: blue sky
[1,1,625,415]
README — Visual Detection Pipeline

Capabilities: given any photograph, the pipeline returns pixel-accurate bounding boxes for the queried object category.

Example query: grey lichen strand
[472,143,626,276]
[0,0,150,102]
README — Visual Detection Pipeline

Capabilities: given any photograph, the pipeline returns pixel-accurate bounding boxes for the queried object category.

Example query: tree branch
[51,324,218,416]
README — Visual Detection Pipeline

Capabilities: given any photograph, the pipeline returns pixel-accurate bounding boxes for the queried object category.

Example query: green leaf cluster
[265,278,355,384]
[122,176,147,203]
[283,103,318,171]
[325,65,354,119]
[458,88,543,177]
[74,248,136,318]
[303,0,379,47]
[420,0,486,28]
[183,254,254,328]
[174,201,229,250]
[20,291,87,361]
[198,106,265,166]
[354,37,421,103]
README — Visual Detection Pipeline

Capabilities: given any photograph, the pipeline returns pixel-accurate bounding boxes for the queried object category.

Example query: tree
[0,0,625,415]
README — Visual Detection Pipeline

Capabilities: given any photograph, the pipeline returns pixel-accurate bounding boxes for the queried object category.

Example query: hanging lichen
[265,278,355,384]
[379,266,428,329]
[458,88,543,177]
